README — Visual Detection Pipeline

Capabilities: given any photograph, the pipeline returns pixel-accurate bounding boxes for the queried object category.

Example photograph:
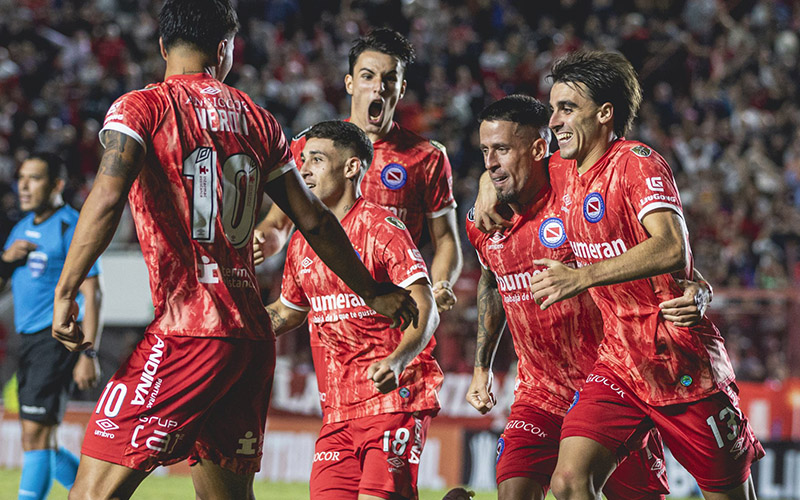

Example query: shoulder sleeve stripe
[99,123,147,152]
[397,272,431,289]
[426,202,457,218]
[280,294,310,312]
[266,159,297,183]
[637,202,682,223]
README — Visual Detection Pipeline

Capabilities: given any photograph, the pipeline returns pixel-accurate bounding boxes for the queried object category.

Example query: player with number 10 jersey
[81,72,293,473]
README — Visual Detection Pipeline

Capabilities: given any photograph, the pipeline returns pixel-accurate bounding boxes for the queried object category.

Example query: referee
[1,152,102,500]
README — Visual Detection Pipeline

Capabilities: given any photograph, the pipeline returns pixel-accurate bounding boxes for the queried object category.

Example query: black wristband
[0,259,21,280]
[82,348,98,359]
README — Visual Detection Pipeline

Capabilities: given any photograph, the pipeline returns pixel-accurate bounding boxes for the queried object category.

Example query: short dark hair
[348,28,415,76]
[549,50,642,137]
[306,120,374,169]
[18,152,66,184]
[478,94,550,130]
[159,0,240,59]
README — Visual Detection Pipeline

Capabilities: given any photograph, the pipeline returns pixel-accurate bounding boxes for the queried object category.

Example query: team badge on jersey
[385,216,407,230]
[27,251,48,278]
[631,145,652,157]
[381,163,408,190]
[539,217,567,248]
[583,193,605,223]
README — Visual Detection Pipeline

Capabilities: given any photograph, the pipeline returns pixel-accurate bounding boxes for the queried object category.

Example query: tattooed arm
[53,130,144,351]
[265,299,308,337]
[465,264,506,414]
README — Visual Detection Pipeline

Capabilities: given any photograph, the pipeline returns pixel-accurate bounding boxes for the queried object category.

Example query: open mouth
[490,174,508,186]
[368,99,384,125]
[557,132,573,144]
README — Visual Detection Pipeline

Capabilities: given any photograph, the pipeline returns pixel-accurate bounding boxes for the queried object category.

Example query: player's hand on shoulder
[52,297,91,352]
[2,239,37,262]
[366,281,419,331]
[367,357,404,394]
[73,354,100,390]
[466,369,495,414]
[432,280,457,313]
[659,278,711,327]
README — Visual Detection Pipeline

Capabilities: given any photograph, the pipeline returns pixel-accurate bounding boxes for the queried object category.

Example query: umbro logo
[301,257,313,268]
[200,86,221,95]
[96,418,119,431]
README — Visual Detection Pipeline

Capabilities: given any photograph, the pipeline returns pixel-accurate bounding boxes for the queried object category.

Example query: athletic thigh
[650,385,765,493]
[495,402,562,490]
[310,421,360,500]
[604,428,669,500]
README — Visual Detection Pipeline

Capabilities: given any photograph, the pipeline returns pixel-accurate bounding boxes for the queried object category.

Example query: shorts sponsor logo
[96,418,119,431]
[496,437,505,464]
[138,415,178,429]
[539,217,567,248]
[504,420,548,438]
[27,251,48,278]
[585,374,625,398]
[583,192,605,223]
[20,405,46,415]
[236,431,258,455]
[408,417,423,464]
[198,256,220,284]
[314,451,341,462]
[131,335,165,406]
[381,163,407,190]
[130,425,185,454]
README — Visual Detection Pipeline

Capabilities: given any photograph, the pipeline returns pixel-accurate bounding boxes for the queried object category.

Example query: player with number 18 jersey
[81,72,293,473]
[280,197,442,499]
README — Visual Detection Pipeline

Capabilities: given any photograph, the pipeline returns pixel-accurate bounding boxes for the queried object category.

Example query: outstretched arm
[253,202,294,265]
[466,265,506,414]
[367,279,439,394]
[427,209,462,313]
[530,209,686,309]
[265,298,308,337]
[265,169,418,330]
[53,131,143,351]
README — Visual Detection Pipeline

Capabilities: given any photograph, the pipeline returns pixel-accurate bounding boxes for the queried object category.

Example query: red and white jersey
[291,121,455,244]
[466,187,603,416]
[100,73,294,340]
[550,140,735,405]
[279,198,443,424]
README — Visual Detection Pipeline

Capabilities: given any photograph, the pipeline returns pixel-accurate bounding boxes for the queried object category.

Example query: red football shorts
[496,401,667,500]
[561,363,765,492]
[310,411,434,500]
[81,332,275,474]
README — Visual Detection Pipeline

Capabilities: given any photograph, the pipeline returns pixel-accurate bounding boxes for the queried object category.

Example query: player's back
[101,73,294,340]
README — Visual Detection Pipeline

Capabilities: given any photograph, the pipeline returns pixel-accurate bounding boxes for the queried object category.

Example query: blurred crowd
[1,0,799,382]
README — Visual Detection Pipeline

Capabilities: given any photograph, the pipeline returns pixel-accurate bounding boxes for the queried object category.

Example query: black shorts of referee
[17,326,80,424]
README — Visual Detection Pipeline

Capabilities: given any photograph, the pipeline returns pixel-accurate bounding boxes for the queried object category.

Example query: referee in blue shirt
[1,152,102,500]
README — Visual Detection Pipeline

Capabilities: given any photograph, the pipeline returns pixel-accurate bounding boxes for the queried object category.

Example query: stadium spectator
[49,0,417,498]
[1,152,102,500]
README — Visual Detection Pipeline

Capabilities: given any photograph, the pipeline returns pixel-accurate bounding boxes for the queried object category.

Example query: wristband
[82,348,98,359]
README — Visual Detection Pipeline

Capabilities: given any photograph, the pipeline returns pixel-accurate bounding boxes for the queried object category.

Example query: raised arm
[265,168,418,330]
[53,130,143,350]
[367,278,439,394]
[252,202,294,265]
[530,209,686,309]
[265,298,308,337]
[472,170,513,233]
[427,209,462,313]
[465,264,506,414]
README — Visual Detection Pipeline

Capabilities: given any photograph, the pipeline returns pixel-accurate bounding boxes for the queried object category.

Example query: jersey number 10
[182,146,260,249]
